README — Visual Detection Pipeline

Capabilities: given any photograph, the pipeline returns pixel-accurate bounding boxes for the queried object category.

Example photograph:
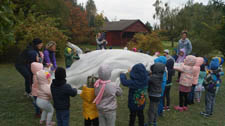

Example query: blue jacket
[154,56,167,96]
[177,38,192,55]
[120,63,149,111]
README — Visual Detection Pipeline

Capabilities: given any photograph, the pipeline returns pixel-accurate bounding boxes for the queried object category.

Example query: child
[146,61,166,126]
[174,55,196,112]
[64,47,80,68]
[36,70,55,126]
[51,67,77,126]
[163,58,174,111]
[31,60,44,118]
[80,76,99,126]
[194,64,207,102]
[44,41,57,72]
[172,48,178,61]
[176,49,186,82]
[94,64,122,126]
[154,56,167,116]
[188,57,204,105]
[120,63,149,126]
[200,59,221,117]
[213,57,224,94]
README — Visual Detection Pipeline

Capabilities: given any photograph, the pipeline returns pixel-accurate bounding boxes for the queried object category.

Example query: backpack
[133,87,148,107]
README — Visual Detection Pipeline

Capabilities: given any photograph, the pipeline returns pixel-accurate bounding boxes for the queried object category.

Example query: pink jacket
[31,62,43,96]
[174,55,196,87]
[37,70,52,100]
[192,57,204,85]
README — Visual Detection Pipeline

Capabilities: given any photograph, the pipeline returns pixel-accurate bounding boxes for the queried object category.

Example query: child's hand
[77,90,82,95]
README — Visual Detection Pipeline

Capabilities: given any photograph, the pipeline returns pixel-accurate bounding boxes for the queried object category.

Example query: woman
[15,38,43,96]
[44,41,57,72]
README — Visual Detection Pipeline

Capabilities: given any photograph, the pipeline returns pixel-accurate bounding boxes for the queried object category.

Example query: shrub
[127,32,163,55]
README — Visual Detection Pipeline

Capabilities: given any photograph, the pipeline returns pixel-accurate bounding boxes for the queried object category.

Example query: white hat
[164,49,169,54]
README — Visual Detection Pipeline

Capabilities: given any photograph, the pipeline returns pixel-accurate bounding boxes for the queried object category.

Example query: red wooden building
[101,20,149,46]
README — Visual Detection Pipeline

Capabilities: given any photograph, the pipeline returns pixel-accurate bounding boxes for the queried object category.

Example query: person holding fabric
[44,41,57,72]
[15,38,43,96]
[120,63,149,126]
[94,64,122,126]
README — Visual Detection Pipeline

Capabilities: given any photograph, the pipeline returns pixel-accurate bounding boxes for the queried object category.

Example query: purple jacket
[44,49,57,71]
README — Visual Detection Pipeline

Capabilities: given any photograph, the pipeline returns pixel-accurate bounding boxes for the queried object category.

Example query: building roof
[102,19,142,31]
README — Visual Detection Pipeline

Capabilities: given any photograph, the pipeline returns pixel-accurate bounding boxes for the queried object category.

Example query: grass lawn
[1,58,225,126]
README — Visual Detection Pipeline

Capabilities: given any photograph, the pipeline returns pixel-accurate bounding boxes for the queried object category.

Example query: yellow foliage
[127,32,163,55]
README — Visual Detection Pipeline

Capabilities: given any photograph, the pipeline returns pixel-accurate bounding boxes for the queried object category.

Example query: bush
[127,32,163,55]
[14,14,68,57]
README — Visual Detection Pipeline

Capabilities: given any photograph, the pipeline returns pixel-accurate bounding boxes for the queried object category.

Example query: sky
[78,0,209,25]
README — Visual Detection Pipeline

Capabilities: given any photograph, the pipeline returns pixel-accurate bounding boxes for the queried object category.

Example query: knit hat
[55,67,66,80]
[32,38,42,46]
[164,49,169,54]
[46,41,56,49]
[209,58,220,70]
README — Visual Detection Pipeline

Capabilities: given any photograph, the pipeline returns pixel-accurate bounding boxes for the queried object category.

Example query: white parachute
[66,45,156,88]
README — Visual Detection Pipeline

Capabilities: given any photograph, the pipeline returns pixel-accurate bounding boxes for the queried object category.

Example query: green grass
[1,59,225,126]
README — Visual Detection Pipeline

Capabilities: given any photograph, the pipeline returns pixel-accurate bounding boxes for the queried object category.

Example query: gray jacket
[95,64,122,112]
[177,38,192,55]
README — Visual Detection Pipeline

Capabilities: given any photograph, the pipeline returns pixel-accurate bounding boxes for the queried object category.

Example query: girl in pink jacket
[188,57,204,105]
[174,55,196,112]
[36,70,55,126]
[31,62,44,117]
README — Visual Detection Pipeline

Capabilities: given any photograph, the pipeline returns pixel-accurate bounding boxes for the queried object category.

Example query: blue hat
[209,58,220,70]
[154,56,167,65]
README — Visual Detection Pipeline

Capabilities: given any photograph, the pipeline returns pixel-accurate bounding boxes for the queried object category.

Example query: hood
[195,57,204,67]
[37,70,51,85]
[31,62,43,75]
[98,64,112,81]
[210,58,220,70]
[52,79,66,87]
[213,57,224,65]
[154,56,167,65]
[184,55,196,66]
[130,63,149,87]
[151,63,165,75]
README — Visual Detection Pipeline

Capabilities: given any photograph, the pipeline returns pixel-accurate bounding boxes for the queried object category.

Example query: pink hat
[132,48,137,52]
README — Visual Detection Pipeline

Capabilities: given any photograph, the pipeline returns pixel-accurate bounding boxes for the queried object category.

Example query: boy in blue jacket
[120,63,149,126]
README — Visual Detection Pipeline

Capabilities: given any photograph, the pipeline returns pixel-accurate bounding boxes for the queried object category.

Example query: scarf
[93,79,111,105]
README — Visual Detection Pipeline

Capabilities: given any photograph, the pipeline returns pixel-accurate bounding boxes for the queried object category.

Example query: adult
[177,31,192,55]
[44,41,57,72]
[96,32,107,50]
[15,38,43,96]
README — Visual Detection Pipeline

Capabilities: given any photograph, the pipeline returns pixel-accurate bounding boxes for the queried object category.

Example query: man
[177,32,192,55]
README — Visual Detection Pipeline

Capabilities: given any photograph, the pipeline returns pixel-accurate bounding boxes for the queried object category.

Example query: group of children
[27,45,224,126]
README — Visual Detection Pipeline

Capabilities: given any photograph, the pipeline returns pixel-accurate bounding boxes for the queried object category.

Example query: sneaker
[40,120,45,126]
[183,106,188,111]
[167,106,171,111]
[174,106,183,112]
[200,112,210,118]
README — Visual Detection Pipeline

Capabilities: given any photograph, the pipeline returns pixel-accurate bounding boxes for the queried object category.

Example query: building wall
[106,31,122,46]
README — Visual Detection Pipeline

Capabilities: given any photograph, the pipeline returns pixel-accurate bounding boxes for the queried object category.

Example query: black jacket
[51,79,77,110]
[148,63,165,97]
[166,58,175,84]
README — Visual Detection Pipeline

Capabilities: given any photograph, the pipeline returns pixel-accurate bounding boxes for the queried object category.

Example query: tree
[0,0,15,56]
[145,22,153,33]
[94,13,105,32]
[85,0,97,27]
[65,1,91,44]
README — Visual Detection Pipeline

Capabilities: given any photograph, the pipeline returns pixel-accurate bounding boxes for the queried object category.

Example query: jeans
[56,110,70,126]
[15,64,32,94]
[188,85,196,104]
[163,86,171,107]
[129,109,144,126]
[205,91,215,115]
[99,110,116,126]
[84,118,99,126]
[157,97,163,116]
[36,98,54,124]
[148,96,160,125]
[179,92,188,107]
[32,96,41,115]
